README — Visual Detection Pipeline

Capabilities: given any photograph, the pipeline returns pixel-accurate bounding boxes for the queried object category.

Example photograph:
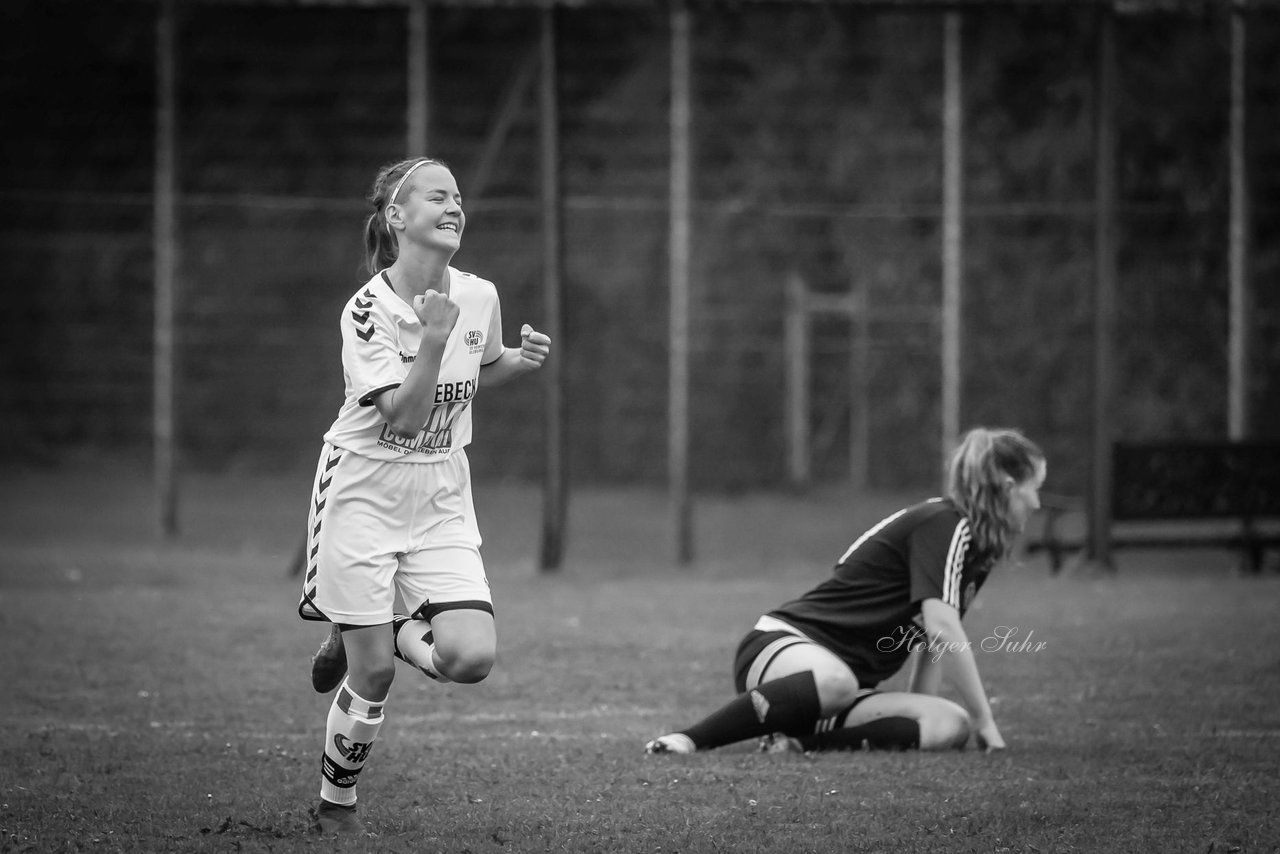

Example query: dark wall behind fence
[2,2,1278,494]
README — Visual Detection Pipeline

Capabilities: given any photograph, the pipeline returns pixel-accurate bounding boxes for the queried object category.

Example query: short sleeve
[341,289,404,406]
[907,512,972,611]
[480,291,505,366]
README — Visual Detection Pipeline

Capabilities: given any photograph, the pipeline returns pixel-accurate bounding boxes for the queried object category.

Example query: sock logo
[322,754,364,789]
[333,734,373,765]
[750,689,771,723]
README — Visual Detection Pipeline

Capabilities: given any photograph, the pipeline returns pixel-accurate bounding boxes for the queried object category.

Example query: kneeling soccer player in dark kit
[646,427,1046,756]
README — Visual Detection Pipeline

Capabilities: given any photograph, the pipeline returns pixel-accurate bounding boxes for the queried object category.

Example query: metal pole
[850,283,869,489]
[1088,6,1117,571]
[537,7,567,572]
[469,43,540,201]
[154,0,179,538]
[669,3,693,565]
[407,0,429,154]
[785,272,809,488]
[941,11,963,478]
[1228,1,1250,440]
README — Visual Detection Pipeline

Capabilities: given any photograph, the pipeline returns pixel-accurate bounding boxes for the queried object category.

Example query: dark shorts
[733,629,883,694]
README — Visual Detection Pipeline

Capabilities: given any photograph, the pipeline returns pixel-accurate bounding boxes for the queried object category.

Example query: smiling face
[386,163,465,254]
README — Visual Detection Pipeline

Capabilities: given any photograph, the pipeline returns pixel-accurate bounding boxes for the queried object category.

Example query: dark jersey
[763,498,993,687]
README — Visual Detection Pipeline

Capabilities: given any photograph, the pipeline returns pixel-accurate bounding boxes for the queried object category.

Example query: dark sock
[800,715,921,752]
[681,672,822,750]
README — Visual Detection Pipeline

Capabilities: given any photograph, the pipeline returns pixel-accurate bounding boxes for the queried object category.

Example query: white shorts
[298,442,492,626]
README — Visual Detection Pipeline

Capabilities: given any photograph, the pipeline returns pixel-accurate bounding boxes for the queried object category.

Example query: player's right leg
[299,443,412,686]
[646,631,860,753]
[295,445,411,834]
[299,443,355,693]
[314,623,396,836]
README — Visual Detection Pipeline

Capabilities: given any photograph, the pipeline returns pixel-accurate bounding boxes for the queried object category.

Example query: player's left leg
[394,538,496,684]
[394,606,495,684]
[799,690,971,751]
[392,452,496,685]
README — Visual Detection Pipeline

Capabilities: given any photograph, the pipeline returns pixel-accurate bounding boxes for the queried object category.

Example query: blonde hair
[361,157,451,275]
[946,427,1044,562]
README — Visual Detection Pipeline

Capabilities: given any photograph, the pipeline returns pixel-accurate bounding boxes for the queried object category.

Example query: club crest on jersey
[464,330,484,353]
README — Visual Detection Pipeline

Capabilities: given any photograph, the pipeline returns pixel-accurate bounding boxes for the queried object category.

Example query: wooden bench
[1027,441,1280,574]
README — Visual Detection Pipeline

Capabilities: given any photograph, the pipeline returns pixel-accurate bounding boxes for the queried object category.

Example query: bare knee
[428,610,496,684]
[348,659,397,699]
[438,647,494,684]
[919,702,971,750]
[810,671,863,712]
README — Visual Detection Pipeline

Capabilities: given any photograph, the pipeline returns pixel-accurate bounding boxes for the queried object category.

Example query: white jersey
[323,268,505,463]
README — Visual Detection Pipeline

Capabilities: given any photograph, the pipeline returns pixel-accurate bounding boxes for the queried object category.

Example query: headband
[389,159,433,206]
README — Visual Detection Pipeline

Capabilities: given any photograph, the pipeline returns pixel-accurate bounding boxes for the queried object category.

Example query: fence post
[1088,6,1117,571]
[785,272,809,488]
[154,0,179,539]
[1228,2,1250,441]
[669,2,693,565]
[941,11,963,475]
[406,0,429,154]
[538,7,567,572]
[849,280,869,490]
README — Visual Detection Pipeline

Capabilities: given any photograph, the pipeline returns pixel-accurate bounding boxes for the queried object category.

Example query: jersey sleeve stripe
[941,520,970,608]
[837,505,913,564]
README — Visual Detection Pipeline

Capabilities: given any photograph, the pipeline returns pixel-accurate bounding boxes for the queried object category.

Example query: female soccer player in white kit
[297,157,551,836]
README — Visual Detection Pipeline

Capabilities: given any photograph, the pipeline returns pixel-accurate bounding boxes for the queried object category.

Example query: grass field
[2,463,1278,853]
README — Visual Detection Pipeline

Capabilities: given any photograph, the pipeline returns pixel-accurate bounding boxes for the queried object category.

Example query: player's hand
[518,324,552,370]
[973,719,1007,753]
[414,290,459,342]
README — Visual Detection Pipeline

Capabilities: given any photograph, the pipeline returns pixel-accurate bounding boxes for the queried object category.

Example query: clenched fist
[518,323,552,369]
[414,290,459,343]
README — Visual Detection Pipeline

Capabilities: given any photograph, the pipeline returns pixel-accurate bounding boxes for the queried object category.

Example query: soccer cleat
[314,800,363,836]
[644,733,696,754]
[757,733,804,754]
[310,624,347,694]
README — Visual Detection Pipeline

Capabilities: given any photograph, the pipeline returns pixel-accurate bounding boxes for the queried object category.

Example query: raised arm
[478,324,551,388]
[374,290,458,437]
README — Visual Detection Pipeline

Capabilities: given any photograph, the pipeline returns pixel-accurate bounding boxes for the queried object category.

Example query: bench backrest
[1111,441,1280,521]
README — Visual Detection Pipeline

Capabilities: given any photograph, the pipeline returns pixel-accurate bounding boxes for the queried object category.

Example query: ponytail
[947,427,1044,561]
[363,210,397,277]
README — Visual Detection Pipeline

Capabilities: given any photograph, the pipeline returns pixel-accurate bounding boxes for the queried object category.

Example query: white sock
[394,619,454,683]
[319,678,385,805]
